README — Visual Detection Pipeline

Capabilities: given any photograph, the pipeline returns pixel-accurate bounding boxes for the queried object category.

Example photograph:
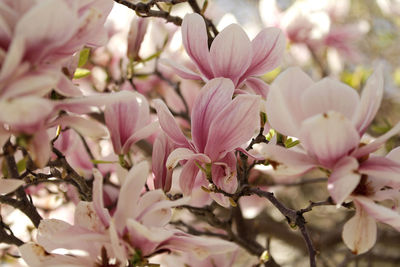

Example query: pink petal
[92,169,111,227]
[28,129,51,168]
[205,94,260,160]
[342,203,377,255]
[74,202,104,232]
[0,179,24,195]
[55,74,83,97]
[356,196,400,231]
[387,146,400,163]
[209,24,252,85]
[166,148,211,170]
[253,143,318,176]
[358,156,400,187]
[122,121,159,154]
[179,159,201,195]
[299,111,360,168]
[152,133,174,192]
[244,77,270,99]
[153,99,191,148]
[300,78,359,120]
[241,27,286,79]
[352,66,384,135]
[160,58,202,80]
[328,157,361,205]
[52,115,108,139]
[191,78,235,152]
[181,14,213,79]
[114,161,149,232]
[352,121,400,158]
[265,67,313,136]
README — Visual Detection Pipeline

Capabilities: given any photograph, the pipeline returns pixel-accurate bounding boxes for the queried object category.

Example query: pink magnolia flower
[154,78,260,205]
[152,132,175,192]
[104,90,159,155]
[164,13,285,98]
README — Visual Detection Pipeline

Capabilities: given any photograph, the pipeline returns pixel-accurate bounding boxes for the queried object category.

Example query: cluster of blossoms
[0,0,400,266]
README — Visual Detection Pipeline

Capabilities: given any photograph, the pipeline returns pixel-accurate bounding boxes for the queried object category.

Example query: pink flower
[104,91,159,155]
[152,132,175,192]
[154,78,260,205]
[164,13,285,98]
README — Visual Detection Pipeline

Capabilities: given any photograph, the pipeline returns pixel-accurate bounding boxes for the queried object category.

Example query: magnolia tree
[1,0,400,266]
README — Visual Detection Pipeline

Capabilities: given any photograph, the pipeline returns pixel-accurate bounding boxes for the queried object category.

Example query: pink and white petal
[166,148,211,170]
[160,58,203,80]
[19,243,90,267]
[181,14,213,79]
[152,133,174,192]
[125,219,173,256]
[121,121,160,154]
[299,111,360,168]
[300,78,359,120]
[352,66,384,135]
[179,159,201,195]
[114,161,149,231]
[52,115,108,139]
[28,129,51,168]
[55,90,133,114]
[74,202,104,232]
[210,24,252,85]
[252,143,318,176]
[244,77,270,99]
[205,95,260,160]
[242,27,286,78]
[266,67,313,136]
[153,99,191,148]
[108,220,127,263]
[92,169,111,227]
[387,146,400,163]
[37,219,72,251]
[55,74,83,97]
[342,204,377,255]
[359,156,400,187]
[328,157,361,205]
[191,78,235,151]
[0,179,24,195]
[352,122,400,158]
[356,196,400,231]
[0,36,24,80]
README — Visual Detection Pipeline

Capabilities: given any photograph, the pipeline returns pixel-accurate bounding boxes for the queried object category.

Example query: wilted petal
[0,179,24,195]
[300,111,360,168]
[352,66,384,135]
[74,202,104,232]
[328,157,361,205]
[242,27,285,79]
[205,95,260,160]
[301,78,359,120]
[191,78,235,151]
[182,13,213,79]
[153,99,191,148]
[210,24,252,85]
[356,196,400,231]
[342,203,377,255]
[266,67,313,136]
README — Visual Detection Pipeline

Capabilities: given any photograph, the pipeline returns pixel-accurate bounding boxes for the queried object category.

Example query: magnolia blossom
[154,78,260,205]
[164,13,285,98]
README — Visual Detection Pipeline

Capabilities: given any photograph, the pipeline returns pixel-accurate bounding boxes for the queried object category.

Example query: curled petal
[52,115,108,139]
[179,159,201,195]
[166,148,211,170]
